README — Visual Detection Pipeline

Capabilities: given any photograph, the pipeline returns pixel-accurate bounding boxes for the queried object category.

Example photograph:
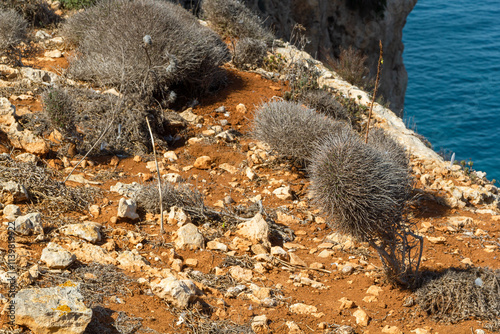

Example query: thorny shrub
[40,86,169,156]
[232,37,267,70]
[62,0,230,101]
[252,100,345,164]
[201,0,274,44]
[308,128,420,285]
[0,9,27,52]
[0,0,59,27]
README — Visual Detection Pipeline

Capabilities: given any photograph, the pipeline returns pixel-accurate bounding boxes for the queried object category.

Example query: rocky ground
[0,21,499,334]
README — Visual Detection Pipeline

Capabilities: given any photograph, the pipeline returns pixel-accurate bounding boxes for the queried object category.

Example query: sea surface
[403,1,500,182]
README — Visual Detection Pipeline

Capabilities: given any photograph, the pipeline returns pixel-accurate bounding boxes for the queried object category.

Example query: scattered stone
[14,283,92,334]
[334,325,355,334]
[207,240,228,252]
[251,315,268,334]
[185,258,198,267]
[89,205,100,217]
[35,30,52,39]
[117,198,139,220]
[448,216,473,229]
[317,249,335,258]
[273,185,293,200]
[179,108,203,124]
[251,244,269,255]
[116,250,150,271]
[14,212,43,235]
[44,50,62,58]
[353,308,369,327]
[215,106,226,113]
[61,222,101,243]
[412,329,430,334]
[167,206,191,226]
[219,163,238,174]
[366,285,383,296]
[225,285,246,298]
[174,223,204,250]
[151,276,199,308]
[216,130,236,142]
[461,258,473,266]
[382,325,403,334]
[236,212,270,246]
[194,156,212,169]
[236,103,247,113]
[362,295,377,303]
[110,182,141,197]
[41,243,75,269]
[341,264,354,274]
[309,262,325,270]
[286,320,303,334]
[289,253,307,267]
[271,246,290,261]
[3,204,21,221]
[1,181,29,204]
[163,173,182,183]
[245,167,257,180]
[15,153,38,163]
[229,266,253,281]
[163,151,178,161]
[474,228,488,236]
[338,297,355,310]
[402,296,415,307]
[426,236,446,244]
[290,303,317,315]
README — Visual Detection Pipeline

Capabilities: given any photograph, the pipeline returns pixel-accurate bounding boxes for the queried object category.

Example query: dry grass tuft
[62,0,230,99]
[331,46,374,91]
[133,182,205,217]
[252,100,346,164]
[416,268,500,330]
[0,155,99,212]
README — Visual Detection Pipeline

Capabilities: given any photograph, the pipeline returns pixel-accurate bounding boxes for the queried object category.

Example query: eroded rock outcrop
[243,0,417,114]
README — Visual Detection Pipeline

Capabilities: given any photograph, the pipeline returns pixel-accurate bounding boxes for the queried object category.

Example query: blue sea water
[403,1,500,182]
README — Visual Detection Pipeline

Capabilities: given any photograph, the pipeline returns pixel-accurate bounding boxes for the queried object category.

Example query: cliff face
[243,0,417,115]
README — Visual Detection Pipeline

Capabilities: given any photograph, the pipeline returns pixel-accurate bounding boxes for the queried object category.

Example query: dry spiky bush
[0,0,59,27]
[201,0,274,44]
[308,129,420,284]
[297,90,350,122]
[252,100,346,163]
[0,9,27,52]
[133,182,205,217]
[367,127,409,169]
[416,268,500,330]
[40,86,170,156]
[62,0,230,99]
[0,155,99,212]
[232,37,267,70]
